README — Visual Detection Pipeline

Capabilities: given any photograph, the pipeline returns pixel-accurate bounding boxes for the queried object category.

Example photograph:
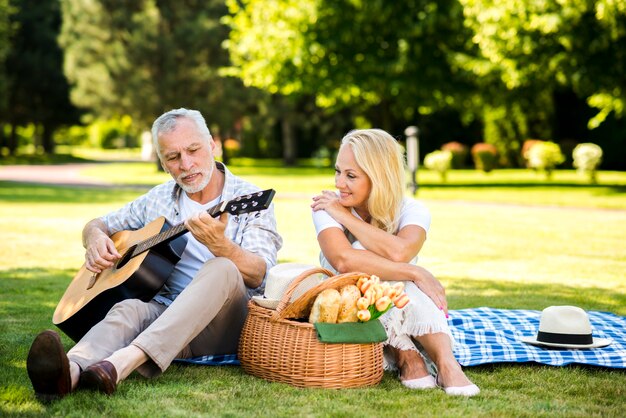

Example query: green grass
[1,164,625,416]
[72,162,626,209]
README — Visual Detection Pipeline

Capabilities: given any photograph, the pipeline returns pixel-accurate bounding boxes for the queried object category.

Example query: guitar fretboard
[124,190,274,260]
[129,201,225,258]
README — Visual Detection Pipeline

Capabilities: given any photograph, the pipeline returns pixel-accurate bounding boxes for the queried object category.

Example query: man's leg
[67,298,163,372]
[27,298,162,398]
[118,257,248,378]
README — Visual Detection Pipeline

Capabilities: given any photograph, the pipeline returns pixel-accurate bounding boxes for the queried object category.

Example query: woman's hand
[412,266,448,316]
[311,190,351,221]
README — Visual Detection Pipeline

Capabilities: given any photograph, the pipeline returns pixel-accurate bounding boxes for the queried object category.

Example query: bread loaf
[308,289,341,323]
[337,285,361,323]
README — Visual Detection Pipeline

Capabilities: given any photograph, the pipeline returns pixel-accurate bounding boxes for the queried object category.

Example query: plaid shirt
[101,162,282,303]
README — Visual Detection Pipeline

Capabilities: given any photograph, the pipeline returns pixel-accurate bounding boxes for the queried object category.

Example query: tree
[2,0,78,154]
[225,0,475,158]
[0,0,11,113]
[59,0,255,140]
[457,0,626,163]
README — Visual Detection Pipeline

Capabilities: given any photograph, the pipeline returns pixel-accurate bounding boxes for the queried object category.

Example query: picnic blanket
[448,307,626,368]
[175,307,626,369]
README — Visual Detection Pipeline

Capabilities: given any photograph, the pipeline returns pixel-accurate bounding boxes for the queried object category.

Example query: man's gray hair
[151,108,212,159]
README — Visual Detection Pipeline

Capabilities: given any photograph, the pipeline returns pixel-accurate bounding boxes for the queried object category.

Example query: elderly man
[27,108,282,400]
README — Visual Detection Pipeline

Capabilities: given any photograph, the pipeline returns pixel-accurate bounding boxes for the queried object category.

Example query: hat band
[537,331,593,345]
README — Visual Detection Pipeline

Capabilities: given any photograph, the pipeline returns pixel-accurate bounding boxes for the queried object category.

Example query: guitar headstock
[218,189,276,216]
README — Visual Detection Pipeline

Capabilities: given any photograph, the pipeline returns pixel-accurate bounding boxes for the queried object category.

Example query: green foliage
[458,0,626,141]
[88,116,137,149]
[0,0,13,112]
[59,0,257,137]
[52,124,89,146]
[226,0,472,121]
[424,150,453,182]
[525,141,565,179]
[2,0,79,153]
[573,142,603,183]
[470,142,498,173]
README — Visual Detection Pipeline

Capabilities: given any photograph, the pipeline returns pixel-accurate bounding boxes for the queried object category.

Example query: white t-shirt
[158,192,221,301]
[312,197,431,268]
[312,197,431,236]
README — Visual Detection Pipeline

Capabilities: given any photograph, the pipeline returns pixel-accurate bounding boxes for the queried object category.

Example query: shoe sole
[26,330,71,401]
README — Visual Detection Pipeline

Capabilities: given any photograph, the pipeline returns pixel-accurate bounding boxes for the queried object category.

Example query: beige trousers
[67,257,249,378]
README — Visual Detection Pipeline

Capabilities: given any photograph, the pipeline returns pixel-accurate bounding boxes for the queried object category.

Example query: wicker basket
[238,268,384,389]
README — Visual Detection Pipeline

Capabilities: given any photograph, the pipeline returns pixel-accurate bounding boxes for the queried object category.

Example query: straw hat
[251,263,325,310]
[520,306,612,349]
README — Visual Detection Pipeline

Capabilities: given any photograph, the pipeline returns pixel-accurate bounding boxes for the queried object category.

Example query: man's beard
[177,164,213,194]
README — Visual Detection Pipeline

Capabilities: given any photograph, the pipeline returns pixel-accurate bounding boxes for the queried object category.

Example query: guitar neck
[129,189,274,258]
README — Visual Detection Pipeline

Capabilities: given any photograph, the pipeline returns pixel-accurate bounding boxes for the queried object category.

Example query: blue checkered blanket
[174,308,626,369]
[449,307,626,368]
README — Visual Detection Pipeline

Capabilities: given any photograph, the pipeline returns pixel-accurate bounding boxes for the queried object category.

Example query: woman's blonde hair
[341,129,405,233]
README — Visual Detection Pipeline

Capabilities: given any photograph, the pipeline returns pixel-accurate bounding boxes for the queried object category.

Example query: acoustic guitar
[53,189,276,342]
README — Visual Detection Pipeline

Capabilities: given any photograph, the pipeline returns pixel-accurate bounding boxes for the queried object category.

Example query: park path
[0,163,114,187]
[1,163,623,213]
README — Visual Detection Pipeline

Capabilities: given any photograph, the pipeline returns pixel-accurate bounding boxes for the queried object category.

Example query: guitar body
[53,217,187,342]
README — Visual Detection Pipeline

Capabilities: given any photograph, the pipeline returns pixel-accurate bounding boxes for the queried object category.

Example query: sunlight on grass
[77,162,626,209]
[1,171,625,416]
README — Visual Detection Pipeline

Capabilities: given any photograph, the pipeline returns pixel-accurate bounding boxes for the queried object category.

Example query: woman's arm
[338,215,426,263]
[317,227,447,313]
[311,191,425,262]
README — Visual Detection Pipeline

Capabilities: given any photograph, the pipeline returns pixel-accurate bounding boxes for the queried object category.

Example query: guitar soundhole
[116,245,137,270]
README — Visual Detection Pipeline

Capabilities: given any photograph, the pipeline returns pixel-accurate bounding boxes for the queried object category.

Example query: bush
[525,141,565,179]
[424,150,453,182]
[441,141,468,168]
[471,143,498,173]
[521,139,544,167]
[573,143,603,184]
[88,116,137,149]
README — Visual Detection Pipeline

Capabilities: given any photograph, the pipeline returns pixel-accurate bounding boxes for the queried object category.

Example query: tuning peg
[255,212,261,218]
[234,216,240,223]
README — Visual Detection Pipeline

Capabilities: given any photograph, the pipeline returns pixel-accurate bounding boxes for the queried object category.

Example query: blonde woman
[311,129,479,396]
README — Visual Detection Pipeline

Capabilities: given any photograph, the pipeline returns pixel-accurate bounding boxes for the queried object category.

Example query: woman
[311,129,479,396]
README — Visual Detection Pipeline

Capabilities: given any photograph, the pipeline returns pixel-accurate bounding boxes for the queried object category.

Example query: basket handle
[271,267,334,320]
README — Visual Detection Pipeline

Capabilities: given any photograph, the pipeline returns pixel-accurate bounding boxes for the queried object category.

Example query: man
[26,108,282,400]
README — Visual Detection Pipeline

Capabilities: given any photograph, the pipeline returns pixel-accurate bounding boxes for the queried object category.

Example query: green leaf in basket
[363,303,393,321]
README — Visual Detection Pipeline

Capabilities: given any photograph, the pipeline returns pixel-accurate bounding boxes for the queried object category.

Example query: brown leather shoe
[26,330,72,402]
[79,360,118,395]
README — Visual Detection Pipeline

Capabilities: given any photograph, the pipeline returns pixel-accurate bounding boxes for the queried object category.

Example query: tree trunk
[8,124,17,155]
[42,124,55,154]
[281,118,296,166]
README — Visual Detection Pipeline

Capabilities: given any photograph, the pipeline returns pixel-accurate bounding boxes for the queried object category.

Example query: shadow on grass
[2,268,624,415]
[445,276,626,315]
[0,181,147,204]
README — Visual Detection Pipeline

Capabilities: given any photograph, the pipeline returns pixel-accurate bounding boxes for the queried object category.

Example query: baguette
[308,289,341,323]
[337,285,361,323]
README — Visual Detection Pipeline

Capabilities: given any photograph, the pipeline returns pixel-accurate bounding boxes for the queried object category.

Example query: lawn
[0,162,625,417]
